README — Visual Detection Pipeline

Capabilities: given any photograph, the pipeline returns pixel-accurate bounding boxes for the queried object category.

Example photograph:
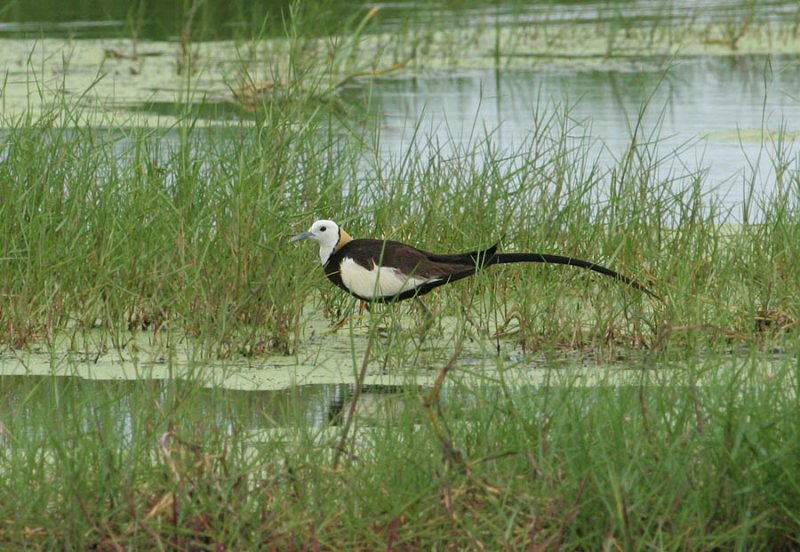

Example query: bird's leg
[376,301,403,339]
[391,302,403,333]
[333,298,365,331]
[415,297,433,319]
[415,297,435,338]
[332,313,350,331]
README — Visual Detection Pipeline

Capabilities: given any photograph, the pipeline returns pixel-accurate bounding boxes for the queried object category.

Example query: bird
[290,219,659,305]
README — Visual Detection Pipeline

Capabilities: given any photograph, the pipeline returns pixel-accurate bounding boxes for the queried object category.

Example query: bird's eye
[320,226,327,232]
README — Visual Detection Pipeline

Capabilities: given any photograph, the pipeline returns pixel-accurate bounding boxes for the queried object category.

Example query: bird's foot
[332,312,370,331]
[377,321,403,338]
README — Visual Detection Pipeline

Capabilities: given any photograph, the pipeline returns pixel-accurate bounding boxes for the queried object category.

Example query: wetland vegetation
[1,0,799,548]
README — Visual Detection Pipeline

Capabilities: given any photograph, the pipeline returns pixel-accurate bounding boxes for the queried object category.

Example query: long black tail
[488,252,661,300]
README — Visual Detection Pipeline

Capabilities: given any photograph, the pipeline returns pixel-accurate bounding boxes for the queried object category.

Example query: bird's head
[290,219,352,265]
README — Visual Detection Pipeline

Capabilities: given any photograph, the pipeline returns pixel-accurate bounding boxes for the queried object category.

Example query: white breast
[339,257,440,299]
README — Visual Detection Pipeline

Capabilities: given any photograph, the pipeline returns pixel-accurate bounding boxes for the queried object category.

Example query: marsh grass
[334,95,798,355]
[0,94,359,354]
[2,353,799,548]
[1,69,798,356]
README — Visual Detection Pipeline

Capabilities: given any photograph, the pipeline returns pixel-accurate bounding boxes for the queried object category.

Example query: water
[359,55,800,218]
[0,370,413,426]
[2,3,798,220]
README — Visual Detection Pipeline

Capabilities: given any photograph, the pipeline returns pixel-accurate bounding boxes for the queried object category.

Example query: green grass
[0,114,324,354]
[1,69,798,355]
[2,354,799,548]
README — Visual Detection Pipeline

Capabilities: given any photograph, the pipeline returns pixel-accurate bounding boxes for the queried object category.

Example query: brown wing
[342,239,491,279]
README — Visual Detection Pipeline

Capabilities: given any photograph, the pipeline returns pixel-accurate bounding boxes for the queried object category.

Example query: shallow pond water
[0,374,411,430]
[1,336,792,435]
[3,40,796,222]
[357,54,800,218]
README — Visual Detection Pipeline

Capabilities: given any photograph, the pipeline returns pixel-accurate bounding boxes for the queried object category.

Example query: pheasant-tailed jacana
[290,219,659,303]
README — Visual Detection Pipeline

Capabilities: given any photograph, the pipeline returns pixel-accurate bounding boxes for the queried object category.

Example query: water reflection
[0,375,414,435]
[357,54,800,217]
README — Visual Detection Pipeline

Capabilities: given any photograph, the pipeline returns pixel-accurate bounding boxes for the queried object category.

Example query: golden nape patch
[336,228,353,251]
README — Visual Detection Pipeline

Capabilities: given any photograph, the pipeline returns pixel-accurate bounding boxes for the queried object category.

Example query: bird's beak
[289,231,313,243]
